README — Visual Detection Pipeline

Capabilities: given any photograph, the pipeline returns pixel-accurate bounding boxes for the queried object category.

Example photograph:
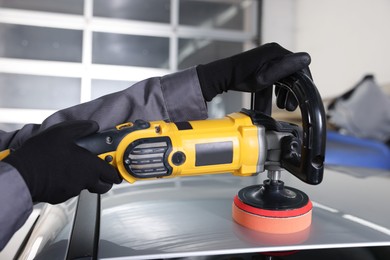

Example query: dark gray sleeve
[2,67,208,150]
[0,162,33,251]
[41,66,207,130]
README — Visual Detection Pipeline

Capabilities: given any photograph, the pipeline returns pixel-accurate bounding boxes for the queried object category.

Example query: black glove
[196,42,312,111]
[3,120,122,204]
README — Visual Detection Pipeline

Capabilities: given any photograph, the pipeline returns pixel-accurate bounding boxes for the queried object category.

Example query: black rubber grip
[275,71,326,184]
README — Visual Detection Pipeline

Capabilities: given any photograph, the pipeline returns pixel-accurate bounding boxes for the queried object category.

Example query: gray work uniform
[0,67,208,250]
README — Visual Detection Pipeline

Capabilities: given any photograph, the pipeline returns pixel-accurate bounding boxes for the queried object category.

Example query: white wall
[262,0,390,99]
[262,0,295,50]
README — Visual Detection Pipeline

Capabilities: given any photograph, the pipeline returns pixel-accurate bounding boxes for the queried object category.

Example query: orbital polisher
[232,72,326,234]
[0,71,326,234]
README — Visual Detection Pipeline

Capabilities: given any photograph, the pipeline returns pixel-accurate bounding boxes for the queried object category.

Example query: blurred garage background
[1,1,390,259]
[1,0,390,130]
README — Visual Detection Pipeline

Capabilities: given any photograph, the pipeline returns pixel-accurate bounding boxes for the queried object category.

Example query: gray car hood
[97,167,390,259]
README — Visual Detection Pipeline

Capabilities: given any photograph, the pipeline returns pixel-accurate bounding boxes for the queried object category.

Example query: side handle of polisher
[275,71,326,185]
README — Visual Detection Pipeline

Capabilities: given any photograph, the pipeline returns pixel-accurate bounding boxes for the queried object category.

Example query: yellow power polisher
[1,71,326,234]
[76,71,326,234]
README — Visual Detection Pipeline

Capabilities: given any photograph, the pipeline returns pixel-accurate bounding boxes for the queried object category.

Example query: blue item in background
[325,131,390,170]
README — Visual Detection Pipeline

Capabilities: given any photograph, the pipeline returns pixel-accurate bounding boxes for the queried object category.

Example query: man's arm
[3,67,207,150]
[41,67,207,130]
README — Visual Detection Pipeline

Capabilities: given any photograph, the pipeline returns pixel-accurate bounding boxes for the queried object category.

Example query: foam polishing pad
[232,181,312,234]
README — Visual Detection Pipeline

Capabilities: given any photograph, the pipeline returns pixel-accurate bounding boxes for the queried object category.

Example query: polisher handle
[275,71,326,184]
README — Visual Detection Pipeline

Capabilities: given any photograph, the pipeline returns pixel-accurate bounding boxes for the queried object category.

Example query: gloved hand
[196,42,312,111]
[3,120,122,204]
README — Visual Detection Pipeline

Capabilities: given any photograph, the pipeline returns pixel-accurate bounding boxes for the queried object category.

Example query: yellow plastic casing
[0,149,10,160]
[113,112,263,184]
[0,113,263,184]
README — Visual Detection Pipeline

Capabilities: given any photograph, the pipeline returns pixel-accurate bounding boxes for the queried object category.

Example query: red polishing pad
[232,181,313,234]
[232,195,312,234]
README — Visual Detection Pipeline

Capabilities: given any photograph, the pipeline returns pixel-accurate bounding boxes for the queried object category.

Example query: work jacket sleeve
[41,66,208,131]
[2,66,208,150]
[0,162,33,251]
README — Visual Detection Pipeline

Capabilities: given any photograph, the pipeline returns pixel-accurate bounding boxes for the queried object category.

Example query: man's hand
[196,42,312,111]
[3,120,122,204]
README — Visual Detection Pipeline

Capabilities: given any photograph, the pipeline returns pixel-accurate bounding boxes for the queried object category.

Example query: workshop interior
[1,0,390,259]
